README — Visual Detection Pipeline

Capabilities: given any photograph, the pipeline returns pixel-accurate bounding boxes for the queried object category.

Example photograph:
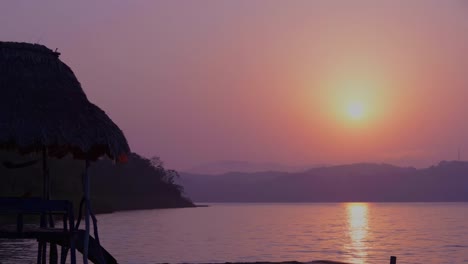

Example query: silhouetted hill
[179,161,468,202]
[0,151,194,213]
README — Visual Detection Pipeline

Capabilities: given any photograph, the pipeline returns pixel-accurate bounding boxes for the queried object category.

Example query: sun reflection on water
[345,203,369,263]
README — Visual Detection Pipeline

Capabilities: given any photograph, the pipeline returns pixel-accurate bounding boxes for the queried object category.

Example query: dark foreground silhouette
[0,151,194,214]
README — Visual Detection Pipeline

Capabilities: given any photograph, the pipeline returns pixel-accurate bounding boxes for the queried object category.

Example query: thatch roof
[0,41,130,161]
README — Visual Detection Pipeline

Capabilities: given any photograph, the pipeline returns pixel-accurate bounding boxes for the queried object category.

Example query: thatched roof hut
[0,41,130,263]
[0,41,129,161]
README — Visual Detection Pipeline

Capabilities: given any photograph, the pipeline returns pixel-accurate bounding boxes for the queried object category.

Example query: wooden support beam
[83,160,90,264]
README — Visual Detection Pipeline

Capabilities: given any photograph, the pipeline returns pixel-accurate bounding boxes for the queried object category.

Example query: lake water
[2,203,468,264]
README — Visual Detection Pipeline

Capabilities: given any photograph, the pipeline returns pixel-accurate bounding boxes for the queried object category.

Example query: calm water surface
[2,203,468,264]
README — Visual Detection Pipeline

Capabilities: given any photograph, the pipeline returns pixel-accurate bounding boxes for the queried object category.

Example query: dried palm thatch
[0,41,130,161]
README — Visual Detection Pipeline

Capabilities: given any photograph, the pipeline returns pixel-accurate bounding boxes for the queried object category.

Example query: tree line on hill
[0,150,194,214]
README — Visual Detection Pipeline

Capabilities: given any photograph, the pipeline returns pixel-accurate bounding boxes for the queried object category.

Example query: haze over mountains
[185,160,322,175]
[179,161,468,203]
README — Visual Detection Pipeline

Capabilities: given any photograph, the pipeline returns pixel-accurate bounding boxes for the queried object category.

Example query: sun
[316,62,390,127]
[346,101,366,120]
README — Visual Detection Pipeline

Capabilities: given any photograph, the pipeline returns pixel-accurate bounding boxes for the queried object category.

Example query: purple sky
[2,1,468,170]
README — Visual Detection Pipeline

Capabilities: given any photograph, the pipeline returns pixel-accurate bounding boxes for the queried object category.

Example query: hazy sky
[2,1,468,169]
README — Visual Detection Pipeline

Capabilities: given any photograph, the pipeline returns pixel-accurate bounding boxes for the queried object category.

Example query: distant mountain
[179,161,468,202]
[184,160,321,175]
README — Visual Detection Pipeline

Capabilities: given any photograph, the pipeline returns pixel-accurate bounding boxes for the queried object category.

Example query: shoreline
[187,261,349,264]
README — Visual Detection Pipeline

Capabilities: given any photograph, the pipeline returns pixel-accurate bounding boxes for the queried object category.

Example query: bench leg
[70,235,77,264]
[60,246,68,264]
[50,243,58,264]
[37,241,42,264]
[37,241,47,264]
[42,242,47,264]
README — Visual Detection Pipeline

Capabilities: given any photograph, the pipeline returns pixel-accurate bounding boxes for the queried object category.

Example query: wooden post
[390,256,397,264]
[88,196,105,263]
[36,246,42,264]
[83,160,90,264]
[41,147,58,264]
[38,147,48,264]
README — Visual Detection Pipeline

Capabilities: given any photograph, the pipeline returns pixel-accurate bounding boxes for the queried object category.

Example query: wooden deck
[0,225,117,264]
[0,197,118,263]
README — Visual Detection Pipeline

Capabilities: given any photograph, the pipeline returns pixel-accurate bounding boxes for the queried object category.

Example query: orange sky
[2,1,468,169]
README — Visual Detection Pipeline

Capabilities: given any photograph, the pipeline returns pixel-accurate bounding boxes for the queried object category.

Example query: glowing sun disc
[346,102,365,120]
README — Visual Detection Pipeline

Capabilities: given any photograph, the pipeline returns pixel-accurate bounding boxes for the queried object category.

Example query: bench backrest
[0,197,72,214]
